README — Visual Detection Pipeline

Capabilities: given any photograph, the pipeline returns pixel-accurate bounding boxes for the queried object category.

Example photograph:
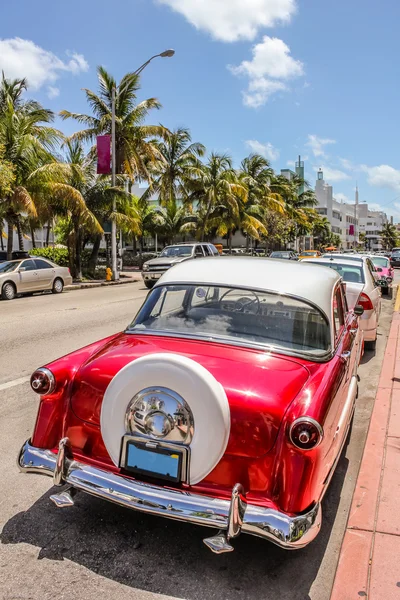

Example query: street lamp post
[110,49,175,280]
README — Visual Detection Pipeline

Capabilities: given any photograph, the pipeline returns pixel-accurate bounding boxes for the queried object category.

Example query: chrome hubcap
[4,284,14,299]
[125,387,194,444]
[54,280,62,292]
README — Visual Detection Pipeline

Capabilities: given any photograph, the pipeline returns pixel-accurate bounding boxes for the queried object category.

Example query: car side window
[333,286,345,343]
[21,259,36,272]
[201,244,211,256]
[34,259,52,269]
[209,245,219,256]
[195,246,204,257]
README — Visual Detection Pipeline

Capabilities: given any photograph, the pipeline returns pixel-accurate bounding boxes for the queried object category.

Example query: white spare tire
[100,353,230,485]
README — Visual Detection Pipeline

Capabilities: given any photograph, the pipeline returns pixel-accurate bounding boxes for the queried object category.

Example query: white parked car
[307,256,381,350]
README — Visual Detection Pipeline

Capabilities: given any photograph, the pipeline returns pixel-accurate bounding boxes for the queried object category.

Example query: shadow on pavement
[1,451,350,600]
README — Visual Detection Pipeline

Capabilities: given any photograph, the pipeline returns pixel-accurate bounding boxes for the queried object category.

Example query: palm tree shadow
[1,451,350,600]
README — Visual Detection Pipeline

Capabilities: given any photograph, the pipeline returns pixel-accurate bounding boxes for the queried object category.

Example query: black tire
[1,281,16,300]
[52,278,64,294]
[144,280,155,289]
[365,338,377,351]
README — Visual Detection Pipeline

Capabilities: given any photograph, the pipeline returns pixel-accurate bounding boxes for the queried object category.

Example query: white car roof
[156,257,340,319]
[308,257,363,267]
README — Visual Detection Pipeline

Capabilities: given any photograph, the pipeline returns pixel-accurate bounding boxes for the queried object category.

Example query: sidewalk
[65,271,142,291]
[331,291,400,599]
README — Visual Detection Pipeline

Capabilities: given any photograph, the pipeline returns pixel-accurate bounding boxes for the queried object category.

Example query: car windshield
[371,257,389,268]
[302,251,317,256]
[0,261,20,273]
[392,251,400,257]
[128,284,330,356]
[160,246,194,258]
[271,252,290,258]
[311,262,365,284]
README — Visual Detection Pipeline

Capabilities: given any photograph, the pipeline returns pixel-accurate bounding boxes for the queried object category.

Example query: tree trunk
[228,231,233,254]
[200,199,213,242]
[30,224,36,248]
[246,235,250,253]
[16,217,24,251]
[7,219,13,259]
[45,221,51,247]
[75,229,83,280]
[87,235,101,276]
[0,232,4,251]
[132,235,137,256]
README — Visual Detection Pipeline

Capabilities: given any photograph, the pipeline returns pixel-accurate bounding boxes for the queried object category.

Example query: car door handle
[340,351,351,361]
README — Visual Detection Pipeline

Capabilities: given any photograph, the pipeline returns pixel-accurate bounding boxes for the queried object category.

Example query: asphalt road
[0,276,398,600]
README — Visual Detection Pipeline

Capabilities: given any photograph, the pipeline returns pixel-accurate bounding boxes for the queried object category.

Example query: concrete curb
[330,285,400,600]
[65,278,139,291]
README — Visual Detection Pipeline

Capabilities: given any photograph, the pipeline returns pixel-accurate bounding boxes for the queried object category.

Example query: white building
[357,203,389,250]
[314,169,358,249]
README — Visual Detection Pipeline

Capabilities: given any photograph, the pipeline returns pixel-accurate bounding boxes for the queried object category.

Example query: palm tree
[143,127,205,207]
[379,223,399,250]
[239,154,285,250]
[154,201,194,245]
[189,153,247,241]
[60,66,167,181]
[313,216,332,249]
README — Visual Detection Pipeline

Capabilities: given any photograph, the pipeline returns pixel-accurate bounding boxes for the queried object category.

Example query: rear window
[128,284,330,357]
[371,257,389,268]
[311,262,365,284]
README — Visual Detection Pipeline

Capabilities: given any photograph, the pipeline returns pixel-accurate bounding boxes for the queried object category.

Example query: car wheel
[1,281,16,300]
[144,280,155,289]
[52,278,64,294]
[365,338,377,351]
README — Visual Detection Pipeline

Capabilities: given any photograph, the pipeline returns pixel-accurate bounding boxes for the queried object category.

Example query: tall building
[357,203,389,250]
[314,169,358,249]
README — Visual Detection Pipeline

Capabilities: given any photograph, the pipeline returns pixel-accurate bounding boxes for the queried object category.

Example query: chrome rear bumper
[18,439,321,551]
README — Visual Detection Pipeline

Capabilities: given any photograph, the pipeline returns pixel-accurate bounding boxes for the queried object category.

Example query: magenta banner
[349,224,355,235]
[97,135,111,174]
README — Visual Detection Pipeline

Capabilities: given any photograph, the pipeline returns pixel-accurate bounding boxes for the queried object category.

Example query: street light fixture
[111,49,175,280]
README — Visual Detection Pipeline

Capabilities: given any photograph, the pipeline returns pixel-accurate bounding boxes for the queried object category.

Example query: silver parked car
[0,258,73,300]
[307,256,381,350]
[142,243,220,289]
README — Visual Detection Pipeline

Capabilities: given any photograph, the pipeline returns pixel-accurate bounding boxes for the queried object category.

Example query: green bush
[30,247,69,266]
[122,252,157,268]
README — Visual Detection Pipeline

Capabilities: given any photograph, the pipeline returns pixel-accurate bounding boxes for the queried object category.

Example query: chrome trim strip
[18,439,321,550]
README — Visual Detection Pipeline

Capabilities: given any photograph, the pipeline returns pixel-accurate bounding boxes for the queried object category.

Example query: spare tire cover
[100,353,231,485]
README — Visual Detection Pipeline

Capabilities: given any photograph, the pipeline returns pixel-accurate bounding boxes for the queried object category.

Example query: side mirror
[354,304,364,316]
[19,266,26,272]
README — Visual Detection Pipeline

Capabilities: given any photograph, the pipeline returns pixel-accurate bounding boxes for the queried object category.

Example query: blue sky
[1,0,400,219]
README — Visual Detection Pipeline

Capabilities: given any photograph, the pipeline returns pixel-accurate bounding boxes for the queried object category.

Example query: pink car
[370,256,393,295]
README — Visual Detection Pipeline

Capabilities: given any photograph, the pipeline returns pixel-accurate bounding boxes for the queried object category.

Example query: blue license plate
[124,441,183,482]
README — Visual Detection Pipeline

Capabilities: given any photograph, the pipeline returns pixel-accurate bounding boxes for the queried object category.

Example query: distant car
[370,256,393,295]
[270,251,298,261]
[307,256,381,350]
[0,250,30,263]
[19,257,363,553]
[298,251,321,260]
[390,250,400,268]
[142,243,220,289]
[0,258,72,300]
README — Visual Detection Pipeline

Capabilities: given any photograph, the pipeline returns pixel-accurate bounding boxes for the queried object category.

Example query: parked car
[390,250,400,268]
[0,258,72,300]
[0,250,30,262]
[19,258,363,553]
[298,250,321,260]
[142,243,219,289]
[269,250,298,260]
[307,256,381,350]
[369,256,394,295]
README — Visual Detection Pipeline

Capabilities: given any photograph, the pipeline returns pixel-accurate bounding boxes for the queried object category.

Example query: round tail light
[30,368,55,395]
[289,417,323,450]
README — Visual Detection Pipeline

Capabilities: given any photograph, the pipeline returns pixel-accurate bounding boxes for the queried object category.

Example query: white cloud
[47,86,60,99]
[0,38,89,91]
[245,139,279,161]
[287,160,295,167]
[361,164,400,191]
[314,166,350,182]
[335,192,350,203]
[307,134,336,158]
[230,36,304,107]
[338,157,356,171]
[157,0,297,42]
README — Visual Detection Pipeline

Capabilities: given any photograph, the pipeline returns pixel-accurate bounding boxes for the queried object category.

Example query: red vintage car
[18,258,363,554]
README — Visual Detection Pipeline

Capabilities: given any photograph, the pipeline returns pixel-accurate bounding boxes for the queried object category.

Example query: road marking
[0,376,30,391]
[395,285,400,313]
